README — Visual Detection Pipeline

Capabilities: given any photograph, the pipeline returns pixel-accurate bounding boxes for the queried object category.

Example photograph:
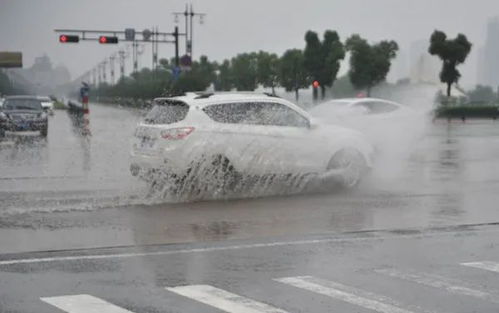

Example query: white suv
[130,92,374,193]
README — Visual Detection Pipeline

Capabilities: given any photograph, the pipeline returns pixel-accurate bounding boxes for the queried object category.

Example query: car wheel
[182,155,238,198]
[326,148,367,188]
[0,129,5,139]
[40,127,48,137]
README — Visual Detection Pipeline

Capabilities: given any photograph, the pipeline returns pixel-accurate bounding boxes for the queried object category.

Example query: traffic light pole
[173,5,206,58]
[56,27,185,74]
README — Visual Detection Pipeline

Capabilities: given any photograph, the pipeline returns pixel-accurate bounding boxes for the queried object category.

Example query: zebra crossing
[40,260,499,313]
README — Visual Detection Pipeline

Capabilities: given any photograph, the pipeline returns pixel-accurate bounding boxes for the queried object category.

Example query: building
[478,17,499,88]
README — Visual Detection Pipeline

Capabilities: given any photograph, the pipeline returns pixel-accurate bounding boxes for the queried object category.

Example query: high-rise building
[479,17,499,87]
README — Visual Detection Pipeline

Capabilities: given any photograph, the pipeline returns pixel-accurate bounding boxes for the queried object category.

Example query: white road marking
[1,227,498,266]
[276,276,433,313]
[376,268,498,302]
[40,294,134,313]
[166,284,288,313]
[461,261,499,274]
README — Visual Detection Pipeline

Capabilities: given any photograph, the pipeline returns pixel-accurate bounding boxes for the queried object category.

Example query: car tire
[182,155,238,198]
[326,148,367,188]
[40,127,48,137]
[0,129,5,139]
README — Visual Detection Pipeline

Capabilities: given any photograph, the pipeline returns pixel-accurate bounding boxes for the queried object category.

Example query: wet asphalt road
[1,103,499,312]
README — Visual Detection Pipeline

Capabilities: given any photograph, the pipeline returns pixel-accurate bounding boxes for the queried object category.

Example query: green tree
[214,59,233,91]
[467,85,496,103]
[429,30,472,97]
[231,53,258,91]
[256,51,279,94]
[304,30,345,100]
[0,71,14,95]
[278,49,308,100]
[345,34,398,96]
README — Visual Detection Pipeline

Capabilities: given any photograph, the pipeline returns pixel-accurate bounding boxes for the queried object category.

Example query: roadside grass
[53,100,66,110]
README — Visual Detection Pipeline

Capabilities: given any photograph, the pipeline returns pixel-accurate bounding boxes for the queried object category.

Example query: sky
[1,0,498,87]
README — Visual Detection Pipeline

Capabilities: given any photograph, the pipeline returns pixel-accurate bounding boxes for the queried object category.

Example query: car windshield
[38,97,52,102]
[355,101,399,114]
[3,98,42,110]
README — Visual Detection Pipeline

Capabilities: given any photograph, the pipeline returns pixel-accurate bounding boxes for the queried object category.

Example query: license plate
[139,138,156,150]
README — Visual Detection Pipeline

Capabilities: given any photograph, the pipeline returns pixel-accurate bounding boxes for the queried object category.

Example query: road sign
[142,29,152,41]
[124,28,135,41]
[172,66,181,80]
[180,54,192,67]
[0,52,22,68]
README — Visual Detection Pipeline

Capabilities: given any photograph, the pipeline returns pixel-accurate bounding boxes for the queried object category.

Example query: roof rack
[194,92,214,99]
[263,92,280,98]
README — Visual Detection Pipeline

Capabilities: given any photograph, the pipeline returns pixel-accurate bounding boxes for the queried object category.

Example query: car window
[354,101,399,114]
[203,102,309,128]
[4,99,42,111]
[144,100,189,125]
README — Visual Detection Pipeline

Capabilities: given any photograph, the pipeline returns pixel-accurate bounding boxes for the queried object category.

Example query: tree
[467,85,496,103]
[172,56,216,93]
[256,51,280,94]
[215,59,233,91]
[429,30,472,97]
[231,53,258,91]
[304,30,345,100]
[278,49,308,100]
[345,34,398,96]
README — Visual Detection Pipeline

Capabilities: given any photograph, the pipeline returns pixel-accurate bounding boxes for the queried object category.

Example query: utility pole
[118,49,126,78]
[173,4,206,58]
[174,26,180,66]
[92,67,97,86]
[101,61,107,83]
[109,54,116,84]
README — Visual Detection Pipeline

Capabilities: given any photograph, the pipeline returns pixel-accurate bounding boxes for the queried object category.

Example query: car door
[250,102,324,175]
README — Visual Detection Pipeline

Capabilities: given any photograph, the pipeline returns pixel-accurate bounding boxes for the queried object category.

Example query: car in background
[37,96,55,115]
[309,98,413,122]
[130,92,374,192]
[0,96,48,138]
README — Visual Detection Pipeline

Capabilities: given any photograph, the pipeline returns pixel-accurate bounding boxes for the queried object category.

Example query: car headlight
[40,112,47,120]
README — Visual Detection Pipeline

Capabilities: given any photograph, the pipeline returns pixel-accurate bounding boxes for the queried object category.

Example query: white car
[130,92,374,193]
[309,98,413,122]
[37,96,55,115]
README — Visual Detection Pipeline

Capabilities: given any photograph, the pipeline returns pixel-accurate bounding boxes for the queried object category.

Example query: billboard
[0,52,22,68]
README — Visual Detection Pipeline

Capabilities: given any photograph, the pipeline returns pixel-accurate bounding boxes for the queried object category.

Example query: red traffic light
[312,80,320,88]
[99,36,118,44]
[59,35,79,43]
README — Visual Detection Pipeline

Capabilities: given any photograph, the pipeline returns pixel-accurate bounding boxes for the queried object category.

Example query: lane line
[40,294,134,313]
[276,276,433,313]
[375,268,498,302]
[461,261,499,273]
[2,227,499,266]
[166,285,288,313]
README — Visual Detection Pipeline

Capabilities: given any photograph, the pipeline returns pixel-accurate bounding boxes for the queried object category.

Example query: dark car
[0,96,48,138]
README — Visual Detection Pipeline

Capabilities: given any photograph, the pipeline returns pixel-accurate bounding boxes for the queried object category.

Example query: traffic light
[99,36,118,44]
[59,35,79,43]
[312,80,320,88]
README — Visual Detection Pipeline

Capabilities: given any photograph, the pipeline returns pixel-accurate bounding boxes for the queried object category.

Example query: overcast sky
[1,0,498,87]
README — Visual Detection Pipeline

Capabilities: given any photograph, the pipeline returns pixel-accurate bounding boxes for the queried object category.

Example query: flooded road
[2,103,499,313]
[0,103,498,253]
